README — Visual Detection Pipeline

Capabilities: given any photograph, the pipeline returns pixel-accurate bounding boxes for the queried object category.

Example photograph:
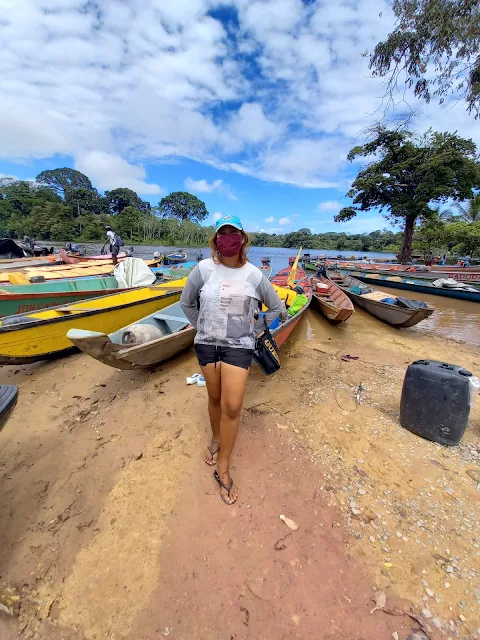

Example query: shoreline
[0,310,478,639]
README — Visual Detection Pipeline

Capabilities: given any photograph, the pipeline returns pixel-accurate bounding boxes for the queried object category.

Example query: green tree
[335,126,480,262]
[115,206,147,240]
[445,220,480,256]
[36,168,94,198]
[0,180,63,234]
[415,207,447,252]
[68,187,108,217]
[370,0,480,117]
[159,192,208,223]
[105,188,150,215]
[453,193,480,222]
[9,202,76,241]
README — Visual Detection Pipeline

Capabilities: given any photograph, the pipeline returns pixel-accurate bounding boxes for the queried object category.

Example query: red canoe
[60,248,126,264]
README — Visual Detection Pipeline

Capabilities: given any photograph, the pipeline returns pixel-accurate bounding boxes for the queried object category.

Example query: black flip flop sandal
[213,470,237,505]
[205,441,220,466]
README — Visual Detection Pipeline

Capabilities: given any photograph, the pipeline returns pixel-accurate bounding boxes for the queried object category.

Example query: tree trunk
[397,215,416,264]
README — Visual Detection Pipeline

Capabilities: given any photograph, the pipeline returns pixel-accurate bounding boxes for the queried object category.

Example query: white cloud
[75,151,162,194]
[184,177,237,200]
[265,216,275,223]
[317,200,341,212]
[0,0,476,191]
[212,211,223,223]
[224,103,281,150]
[185,178,223,193]
[278,217,292,226]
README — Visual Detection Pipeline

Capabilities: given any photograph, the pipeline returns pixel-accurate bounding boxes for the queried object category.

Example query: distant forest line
[0,167,478,256]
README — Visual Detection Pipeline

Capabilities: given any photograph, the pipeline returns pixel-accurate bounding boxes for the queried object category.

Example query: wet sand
[0,308,479,639]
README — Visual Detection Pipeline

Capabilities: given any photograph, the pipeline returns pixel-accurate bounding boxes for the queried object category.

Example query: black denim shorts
[194,344,254,370]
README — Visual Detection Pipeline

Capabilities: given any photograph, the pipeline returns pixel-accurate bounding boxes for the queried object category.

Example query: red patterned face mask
[217,234,243,257]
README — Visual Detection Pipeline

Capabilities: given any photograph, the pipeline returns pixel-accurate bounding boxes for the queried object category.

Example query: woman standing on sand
[180,215,283,505]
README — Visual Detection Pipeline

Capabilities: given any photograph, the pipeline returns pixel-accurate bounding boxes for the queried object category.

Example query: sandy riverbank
[0,307,479,639]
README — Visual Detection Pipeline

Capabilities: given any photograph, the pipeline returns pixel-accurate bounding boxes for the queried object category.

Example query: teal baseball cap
[215,215,243,232]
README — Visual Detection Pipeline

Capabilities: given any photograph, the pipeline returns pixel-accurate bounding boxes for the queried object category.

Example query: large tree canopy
[370,0,480,117]
[159,191,208,223]
[335,126,480,262]
[36,168,94,198]
[105,188,150,215]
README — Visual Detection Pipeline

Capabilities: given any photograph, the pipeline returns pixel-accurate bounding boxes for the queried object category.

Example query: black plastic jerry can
[400,359,472,446]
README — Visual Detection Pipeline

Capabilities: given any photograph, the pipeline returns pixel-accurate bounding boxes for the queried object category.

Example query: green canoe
[0,276,125,317]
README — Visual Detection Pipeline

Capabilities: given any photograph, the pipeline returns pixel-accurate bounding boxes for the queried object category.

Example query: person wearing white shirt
[102,225,119,266]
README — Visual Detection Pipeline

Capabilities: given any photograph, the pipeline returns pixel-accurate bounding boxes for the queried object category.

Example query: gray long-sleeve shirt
[180,258,283,350]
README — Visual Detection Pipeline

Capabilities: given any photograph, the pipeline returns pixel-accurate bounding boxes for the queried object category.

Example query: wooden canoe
[327,271,434,328]
[270,265,312,347]
[339,269,480,303]
[0,276,129,317]
[1,258,160,285]
[0,384,18,433]
[310,275,354,322]
[0,278,187,364]
[60,248,126,264]
[67,301,196,370]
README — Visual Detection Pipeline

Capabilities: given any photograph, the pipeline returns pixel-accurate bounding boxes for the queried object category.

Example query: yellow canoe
[0,278,187,364]
[1,259,160,284]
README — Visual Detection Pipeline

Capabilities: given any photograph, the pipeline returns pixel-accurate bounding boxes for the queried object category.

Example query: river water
[76,243,480,347]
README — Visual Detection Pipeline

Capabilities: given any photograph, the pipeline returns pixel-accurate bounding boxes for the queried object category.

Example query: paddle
[287,247,302,289]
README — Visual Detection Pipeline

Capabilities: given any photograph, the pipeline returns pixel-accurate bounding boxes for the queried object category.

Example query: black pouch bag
[253,315,281,375]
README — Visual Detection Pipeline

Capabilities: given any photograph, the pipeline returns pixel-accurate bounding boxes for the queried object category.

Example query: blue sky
[0,0,476,235]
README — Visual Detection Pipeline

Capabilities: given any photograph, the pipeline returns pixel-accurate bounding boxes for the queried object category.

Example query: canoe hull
[0,276,125,316]
[0,289,124,317]
[68,326,196,370]
[350,294,433,327]
[270,266,312,346]
[342,271,480,303]
[0,281,186,364]
[60,248,127,264]
[271,305,308,347]
[310,276,354,323]
[328,271,434,328]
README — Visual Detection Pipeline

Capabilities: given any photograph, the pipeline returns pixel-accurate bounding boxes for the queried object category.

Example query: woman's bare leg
[216,362,250,504]
[200,363,222,465]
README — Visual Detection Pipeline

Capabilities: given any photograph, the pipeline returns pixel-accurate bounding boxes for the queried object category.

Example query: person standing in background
[102,225,119,266]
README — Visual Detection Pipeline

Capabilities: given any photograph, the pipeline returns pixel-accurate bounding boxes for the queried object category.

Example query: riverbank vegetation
[0,167,479,256]
[336,126,480,261]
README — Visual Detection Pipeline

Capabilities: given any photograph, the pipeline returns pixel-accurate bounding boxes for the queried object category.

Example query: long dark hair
[209,230,250,266]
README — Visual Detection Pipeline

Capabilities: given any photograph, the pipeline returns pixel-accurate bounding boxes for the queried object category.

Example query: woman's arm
[180,266,203,328]
[257,275,283,327]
